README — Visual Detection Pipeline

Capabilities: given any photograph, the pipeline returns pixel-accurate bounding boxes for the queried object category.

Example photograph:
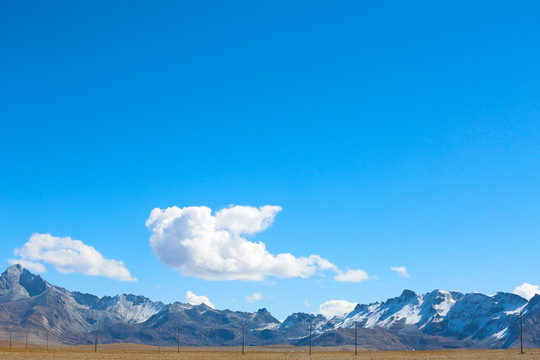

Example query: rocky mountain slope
[0,265,538,349]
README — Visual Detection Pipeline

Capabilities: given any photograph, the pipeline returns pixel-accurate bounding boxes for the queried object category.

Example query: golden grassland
[0,342,539,359]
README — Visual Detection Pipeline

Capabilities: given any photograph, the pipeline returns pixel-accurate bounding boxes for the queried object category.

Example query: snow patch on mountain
[105,294,164,323]
[256,322,280,331]
[492,327,508,339]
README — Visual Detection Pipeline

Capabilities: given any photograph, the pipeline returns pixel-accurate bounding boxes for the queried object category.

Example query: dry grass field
[0,343,539,360]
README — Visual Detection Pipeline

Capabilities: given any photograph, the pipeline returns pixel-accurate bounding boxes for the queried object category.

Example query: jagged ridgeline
[0,264,539,350]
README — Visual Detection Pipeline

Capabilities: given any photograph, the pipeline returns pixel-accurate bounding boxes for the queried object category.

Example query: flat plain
[0,344,539,360]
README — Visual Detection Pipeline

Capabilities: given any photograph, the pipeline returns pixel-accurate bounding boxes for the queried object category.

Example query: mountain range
[0,264,538,350]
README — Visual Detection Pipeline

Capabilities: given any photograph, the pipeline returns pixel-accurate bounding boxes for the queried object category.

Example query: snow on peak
[105,294,164,323]
[335,289,463,331]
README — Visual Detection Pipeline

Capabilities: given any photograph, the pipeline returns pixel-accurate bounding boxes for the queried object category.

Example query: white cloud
[146,205,368,281]
[319,300,357,319]
[215,205,282,235]
[186,290,215,308]
[304,300,310,307]
[391,266,410,278]
[10,233,136,282]
[513,283,540,300]
[335,269,369,282]
[246,292,263,303]
[7,259,47,273]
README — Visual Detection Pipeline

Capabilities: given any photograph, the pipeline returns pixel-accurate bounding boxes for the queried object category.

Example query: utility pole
[177,328,180,353]
[94,330,98,352]
[355,321,358,356]
[46,330,49,350]
[158,327,161,353]
[520,310,524,354]
[241,325,245,355]
[309,324,312,356]
[25,331,28,350]
[9,331,11,349]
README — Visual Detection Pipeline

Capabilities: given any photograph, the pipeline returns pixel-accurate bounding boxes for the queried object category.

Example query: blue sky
[1,0,540,319]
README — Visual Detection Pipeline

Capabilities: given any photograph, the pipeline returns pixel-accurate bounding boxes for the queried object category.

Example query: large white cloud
[319,300,357,319]
[513,282,540,300]
[146,205,368,281]
[334,269,369,283]
[9,233,136,282]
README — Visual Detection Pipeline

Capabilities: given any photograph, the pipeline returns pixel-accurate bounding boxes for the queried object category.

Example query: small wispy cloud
[391,266,409,278]
[513,283,540,300]
[186,290,215,308]
[335,269,369,282]
[246,292,263,303]
[319,300,357,319]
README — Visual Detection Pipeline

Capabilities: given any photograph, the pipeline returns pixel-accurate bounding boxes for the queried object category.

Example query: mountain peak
[3,264,24,277]
[400,289,417,298]
[0,264,50,301]
[529,293,540,308]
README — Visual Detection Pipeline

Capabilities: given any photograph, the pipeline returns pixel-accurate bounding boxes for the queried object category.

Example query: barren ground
[0,343,539,360]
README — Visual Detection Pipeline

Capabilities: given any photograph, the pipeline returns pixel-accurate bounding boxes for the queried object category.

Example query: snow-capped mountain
[0,264,538,350]
[72,292,165,324]
[337,289,465,331]
[328,289,531,349]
